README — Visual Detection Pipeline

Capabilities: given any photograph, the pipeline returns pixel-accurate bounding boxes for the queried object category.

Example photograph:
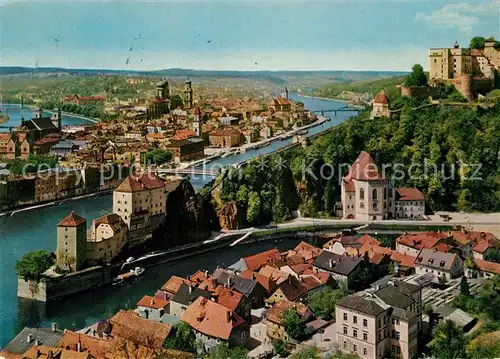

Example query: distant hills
[0,66,407,81]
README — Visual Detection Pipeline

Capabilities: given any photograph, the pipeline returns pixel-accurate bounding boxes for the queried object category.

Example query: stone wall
[18,265,116,302]
[400,86,439,99]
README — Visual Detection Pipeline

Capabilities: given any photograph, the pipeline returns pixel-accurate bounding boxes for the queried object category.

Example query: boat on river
[112,267,145,285]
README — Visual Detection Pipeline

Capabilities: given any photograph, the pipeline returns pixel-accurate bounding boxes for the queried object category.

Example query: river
[0,104,96,131]
[0,94,356,347]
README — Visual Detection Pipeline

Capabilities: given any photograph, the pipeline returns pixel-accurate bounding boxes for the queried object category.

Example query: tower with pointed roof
[56,211,87,271]
[341,151,394,221]
[192,106,201,137]
[370,89,391,119]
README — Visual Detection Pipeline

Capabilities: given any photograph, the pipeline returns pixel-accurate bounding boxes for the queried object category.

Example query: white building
[86,213,128,263]
[395,188,425,219]
[113,172,167,247]
[414,248,463,281]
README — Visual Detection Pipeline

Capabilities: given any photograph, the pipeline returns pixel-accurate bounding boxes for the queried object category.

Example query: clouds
[415,1,499,33]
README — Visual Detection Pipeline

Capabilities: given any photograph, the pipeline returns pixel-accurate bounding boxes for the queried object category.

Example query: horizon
[2,1,499,72]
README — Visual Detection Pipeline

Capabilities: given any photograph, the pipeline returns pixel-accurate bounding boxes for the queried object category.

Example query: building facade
[370,90,391,119]
[208,128,242,148]
[56,212,87,272]
[86,213,128,263]
[112,173,167,247]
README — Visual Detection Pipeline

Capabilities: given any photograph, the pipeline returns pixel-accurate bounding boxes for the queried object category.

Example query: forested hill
[209,102,500,229]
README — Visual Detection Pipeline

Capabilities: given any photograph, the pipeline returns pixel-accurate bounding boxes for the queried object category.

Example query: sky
[1,0,499,71]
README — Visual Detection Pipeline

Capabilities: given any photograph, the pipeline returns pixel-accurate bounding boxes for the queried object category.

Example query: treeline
[210,101,500,227]
[41,101,119,121]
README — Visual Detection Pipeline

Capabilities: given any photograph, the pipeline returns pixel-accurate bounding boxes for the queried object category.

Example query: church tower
[285,87,289,100]
[156,81,170,99]
[51,108,62,128]
[184,81,193,109]
[192,106,201,137]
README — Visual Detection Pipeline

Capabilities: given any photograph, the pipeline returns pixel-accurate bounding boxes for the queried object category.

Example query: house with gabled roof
[414,248,463,280]
[181,297,249,351]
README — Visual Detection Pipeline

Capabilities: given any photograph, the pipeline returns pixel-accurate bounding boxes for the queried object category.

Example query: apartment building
[335,280,422,359]
[414,248,464,280]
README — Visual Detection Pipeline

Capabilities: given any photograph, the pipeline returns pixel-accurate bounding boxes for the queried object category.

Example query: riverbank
[28,105,100,124]
[0,189,114,218]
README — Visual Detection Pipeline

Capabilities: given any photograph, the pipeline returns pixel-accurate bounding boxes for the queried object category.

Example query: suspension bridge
[311,105,364,116]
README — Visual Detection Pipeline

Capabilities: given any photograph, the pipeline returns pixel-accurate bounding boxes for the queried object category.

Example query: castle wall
[400,86,438,99]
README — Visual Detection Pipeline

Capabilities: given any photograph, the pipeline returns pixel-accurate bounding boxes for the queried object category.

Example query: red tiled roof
[473,237,500,254]
[473,259,500,275]
[110,310,172,349]
[59,331,113,359]
[289,263,311,275]
[396,188,425,201]
[471,49,485,57]
[181,297,246,340]
[266,301,312,325]
[239,270,277,293]
[396,232,449,250]
[344,151,384,182]
[243,248,282,271]
[215,287,244,312]
[390,252,416,268]
[58,211,86,227]
[357,234,381,246]
[193,106,202,116]
[172,129,196,141]
[299,275,323,291]
[190,270,209,284]
[115,172,165,193]
[137,295,169,309]
[373,89,389,104]
[161,276,196,295]
[34,137,59,146]
[294,242,322,259]
[344,179,355,192]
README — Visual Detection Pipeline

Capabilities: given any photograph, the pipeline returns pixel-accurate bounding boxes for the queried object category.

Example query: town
[1,1,500,356]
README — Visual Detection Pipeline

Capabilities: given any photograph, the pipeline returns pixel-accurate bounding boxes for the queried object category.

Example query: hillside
[306,76,406,102]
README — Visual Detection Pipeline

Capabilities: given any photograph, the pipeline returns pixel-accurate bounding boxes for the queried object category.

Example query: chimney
[34,339,40,346]
[51,322,56,332]
[188,285,193,294]
[227,310,232,323]
[151,299,155,306]
[77,340,82,352]
[27,333,32,343]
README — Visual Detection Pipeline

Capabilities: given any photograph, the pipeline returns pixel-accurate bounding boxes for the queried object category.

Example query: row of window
[342,313,368,327]
[359,188,392,201]
[342,327,368,341]
[342,342,368,356]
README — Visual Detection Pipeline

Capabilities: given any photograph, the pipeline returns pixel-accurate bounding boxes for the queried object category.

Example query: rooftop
[336,295,386,317]
[313,250,362,276]
[58,211,86,227]
[115,172,166,193]
[344,151,385,182]
[2,327,64,355]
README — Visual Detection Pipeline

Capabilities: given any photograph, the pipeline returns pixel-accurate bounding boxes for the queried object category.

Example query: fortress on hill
[427,39,499,99]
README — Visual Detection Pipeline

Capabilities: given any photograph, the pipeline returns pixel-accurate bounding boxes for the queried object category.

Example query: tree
[15,250,54,282]
[404,64,428,87]
[308,287,348,320]
[246,191,261,225]
[208,344,247,359]
[470,36,486,49]
[290,346,319,359]
[163,322,198,353]
[484,249,500,263]
[146,149,172,165]
[429,320,467,359]
[460,276,470,297]
[282,309,306,340]
[272,339,288,357]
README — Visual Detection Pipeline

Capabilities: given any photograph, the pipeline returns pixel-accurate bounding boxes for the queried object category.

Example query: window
[344,313,348,321]
[353,316,357,324]
[373,202,378,209]
[378,333,382,341]
[363,348,368,356]
[360,188,365,200]
[372,189,378,200]
[343,326,348,335]
[363,319,368,327]
[363,333,368,341]
[353,329,358,338]
[353,345,357,352]
[360,202,364,209]
[344,341,348,349]
[384,188,387,199]
[395,331,400,339]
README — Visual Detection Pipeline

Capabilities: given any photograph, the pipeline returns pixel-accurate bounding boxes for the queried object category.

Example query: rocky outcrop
[218,201,246,230]
[152,179,220,249]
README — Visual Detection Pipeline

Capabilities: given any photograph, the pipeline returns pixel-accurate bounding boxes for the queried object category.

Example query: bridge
[311,105,364,116]
[156,168,220,177]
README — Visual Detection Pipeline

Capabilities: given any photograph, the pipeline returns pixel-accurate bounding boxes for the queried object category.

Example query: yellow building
[86,213,128,263]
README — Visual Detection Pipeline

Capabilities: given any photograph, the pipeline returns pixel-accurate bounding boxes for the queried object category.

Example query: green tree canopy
[282,308,306,340]
[469,36,486,49]
[146,149,172,165]
[460,276,470,297]
[163,322,198,353]
[403,64,428,87]
[429,320,468,359]
[15,250,54,282]
[208,344,247,359]
[272,339,288,357]
[308,287,348,320]
[290,346,319,359]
